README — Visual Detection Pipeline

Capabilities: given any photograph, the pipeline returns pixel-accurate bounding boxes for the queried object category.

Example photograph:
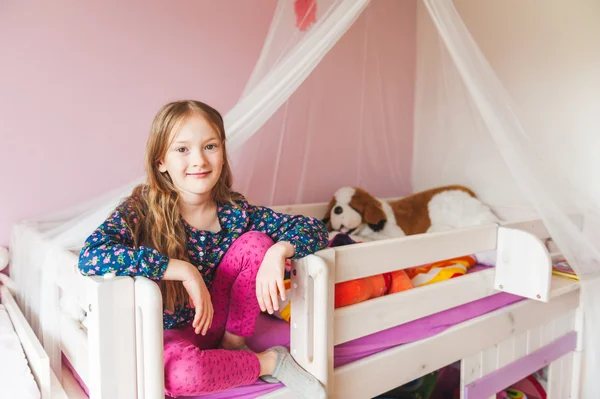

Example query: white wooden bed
[0,284,67,399]
[51,200,582,399]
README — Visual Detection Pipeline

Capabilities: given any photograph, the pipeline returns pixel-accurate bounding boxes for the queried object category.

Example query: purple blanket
[182,291,522,399]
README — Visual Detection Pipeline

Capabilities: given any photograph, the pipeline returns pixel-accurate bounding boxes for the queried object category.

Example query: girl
[78,100,329,398]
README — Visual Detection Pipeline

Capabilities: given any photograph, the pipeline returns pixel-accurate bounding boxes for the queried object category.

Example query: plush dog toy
[322,185,498,240]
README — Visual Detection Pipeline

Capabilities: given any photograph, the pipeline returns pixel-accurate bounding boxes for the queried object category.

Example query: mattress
[0,304,41,399]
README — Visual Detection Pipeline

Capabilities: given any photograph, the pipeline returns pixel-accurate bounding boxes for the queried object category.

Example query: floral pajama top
[78,196,328,329]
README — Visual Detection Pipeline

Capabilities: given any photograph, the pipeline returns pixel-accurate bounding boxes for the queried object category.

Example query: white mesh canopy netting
[8,0,600,397]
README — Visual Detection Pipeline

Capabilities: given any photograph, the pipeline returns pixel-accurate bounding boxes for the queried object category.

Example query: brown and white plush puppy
[322,185,498,241]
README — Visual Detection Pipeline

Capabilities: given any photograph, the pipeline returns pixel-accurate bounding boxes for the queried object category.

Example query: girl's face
[158,114,224,201]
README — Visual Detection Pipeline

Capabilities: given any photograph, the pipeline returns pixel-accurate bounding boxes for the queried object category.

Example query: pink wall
[0,0,417,246]
[0,1,277,245]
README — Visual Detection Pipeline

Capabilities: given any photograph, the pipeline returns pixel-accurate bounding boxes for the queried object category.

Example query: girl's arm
[242,200,329,314]
[247,204,329,258]
[164,259,213,336]
[78,209,169,281]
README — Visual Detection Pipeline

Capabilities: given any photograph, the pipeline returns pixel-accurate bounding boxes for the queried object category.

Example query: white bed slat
[554,310,575,339]
[460,286,576,389]
[134,277,165,399]
[460,307,577,395]
[541,320,556,347]
[462,353,482,386]
[333,218,550,284]
[60,315,88,388]
[334,272,576,347]
[570,350,582,398]
[562,352,574,398]
[333,290,579,399]
[87,276,137,399]
[1,285,51,398]
[513,331,528,361]
[334,268,496,345]
[549,358,562,399]
[497,338,514,369]
[527,325,542,354]
[481,347,497,376]
[333,224,498,283]
[548,352,573,399]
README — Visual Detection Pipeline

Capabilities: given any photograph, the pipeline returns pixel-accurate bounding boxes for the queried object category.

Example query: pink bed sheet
[65,267,523,399]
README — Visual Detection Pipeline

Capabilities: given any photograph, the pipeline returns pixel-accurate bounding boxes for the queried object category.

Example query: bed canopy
[10,0,600,397]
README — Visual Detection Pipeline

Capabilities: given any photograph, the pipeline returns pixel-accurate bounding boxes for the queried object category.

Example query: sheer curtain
[230,0,414,206]
[416,1,600,397]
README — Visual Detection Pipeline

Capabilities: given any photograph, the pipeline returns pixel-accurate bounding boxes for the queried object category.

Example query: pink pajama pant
[163,232,274,397]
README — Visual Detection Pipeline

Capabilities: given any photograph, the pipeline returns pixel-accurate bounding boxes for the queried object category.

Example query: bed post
[569,302,584,398]
[134,276,164,399]
[290,250,335,395]
[495,226,552,301]
[87,275,137,398]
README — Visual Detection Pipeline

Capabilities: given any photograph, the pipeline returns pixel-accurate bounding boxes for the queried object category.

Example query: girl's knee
[221,232,275,276]
[238,231,274,248]
[240,232,274,266]
[235,232,274,258]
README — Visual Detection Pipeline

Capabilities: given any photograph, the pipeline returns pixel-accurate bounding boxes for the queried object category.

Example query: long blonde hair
[122,100,237,311]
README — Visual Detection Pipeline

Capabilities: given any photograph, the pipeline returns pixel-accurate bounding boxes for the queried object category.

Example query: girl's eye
[205,143,218,151]
[176,147,187,153]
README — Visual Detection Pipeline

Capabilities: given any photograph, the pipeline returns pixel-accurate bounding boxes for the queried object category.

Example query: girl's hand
[163,259,213,335]
[183,268,214,335]
[256,242,294,314]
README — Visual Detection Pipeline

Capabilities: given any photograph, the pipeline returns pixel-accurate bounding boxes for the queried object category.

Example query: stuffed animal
[322,185,498,240]
[335,270,413,308]
[322,186,499,286]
